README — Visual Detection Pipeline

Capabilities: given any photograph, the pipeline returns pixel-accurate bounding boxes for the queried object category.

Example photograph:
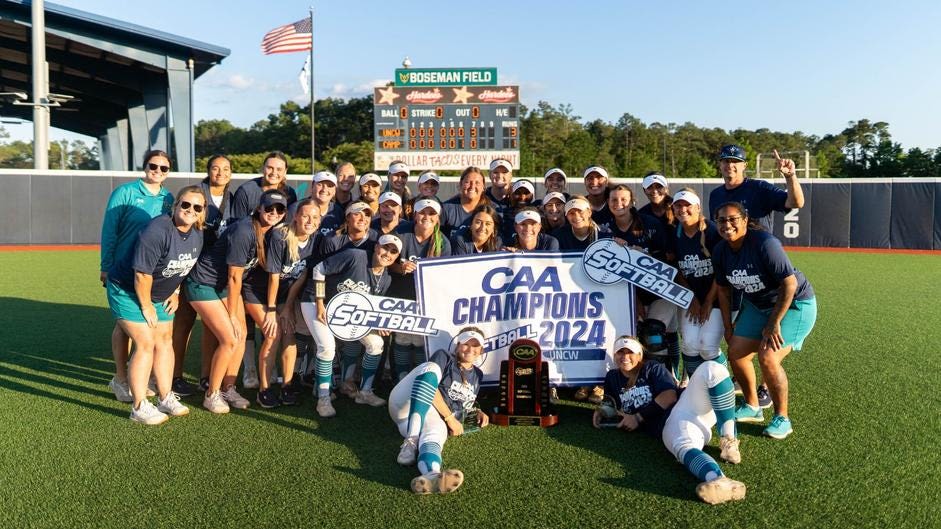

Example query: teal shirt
[100,179,174,272]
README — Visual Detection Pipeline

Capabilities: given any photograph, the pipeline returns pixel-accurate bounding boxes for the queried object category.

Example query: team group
[99,145,816,499]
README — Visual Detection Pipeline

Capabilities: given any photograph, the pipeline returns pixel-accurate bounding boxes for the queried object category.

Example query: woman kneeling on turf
[107,186,206,424]
[593,336,745,504]
[389,327,490,494]
[300,234,403,418]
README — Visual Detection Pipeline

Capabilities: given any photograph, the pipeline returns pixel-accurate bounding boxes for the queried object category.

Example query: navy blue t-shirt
[314,247,391,302]
[603,361,677,437]
[301,234,375,303]
[709,179,788,232]
[440,201,479,238]
[508,232,560,251]
[591,203,614,228]
[449,229,503,255]
[712,229,814,310]
[230,178,298,220]
[430,349,482,420]
[200,180,234,249]
[371,217,413,235]
[388,231,452,299]
[600,212,671,261]
[551,226,610,251]
[111,214,203,302]
[264,228,321,301]
[189,216,261,291]
[674,220,723,306]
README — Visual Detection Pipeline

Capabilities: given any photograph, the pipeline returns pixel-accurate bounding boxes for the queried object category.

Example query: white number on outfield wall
[783,209,799,239]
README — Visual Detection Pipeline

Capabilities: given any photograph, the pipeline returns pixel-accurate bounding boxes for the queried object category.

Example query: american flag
[261,18,312,55]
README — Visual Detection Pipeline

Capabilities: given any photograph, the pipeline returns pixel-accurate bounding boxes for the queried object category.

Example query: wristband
[636,401,664,424]
[315,281,325,299]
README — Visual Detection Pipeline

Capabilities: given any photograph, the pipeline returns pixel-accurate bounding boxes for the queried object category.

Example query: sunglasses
[179,201,204,213]
[264,204,286,214]
[147,162,170,173]
[715,216,744,225]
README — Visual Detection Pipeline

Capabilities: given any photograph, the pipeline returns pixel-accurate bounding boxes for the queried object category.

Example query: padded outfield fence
[0,170,939,250]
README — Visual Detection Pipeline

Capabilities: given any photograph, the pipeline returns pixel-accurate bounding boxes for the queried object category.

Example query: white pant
[679,307,724,360]
[646,298,679,332]
[388,362,447,449]
[662,361,729,461]
[300,302,384,361]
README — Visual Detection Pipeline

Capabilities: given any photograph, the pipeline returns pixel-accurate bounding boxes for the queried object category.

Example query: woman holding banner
[592,336,745,504]
[450,204,502,255]
[607,184,681,379]
[712,202,817,440]
[671,189,725,379]
[389,199,452,381]
[389,326,489,495]
[299,234,403,418]
[505,207,559,252]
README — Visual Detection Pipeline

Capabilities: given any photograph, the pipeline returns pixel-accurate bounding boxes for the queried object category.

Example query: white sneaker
[157,393,190,417]
[720,436,741,464]
[109,377,133,403]
[410,469,464,494]
[696,476,746,505]
[130,400,169,425]
[242,367,259,390]
[397,437,418,466]
[316,398,336,418]
[221,386,250,409]
[354,390,386,407]
[203,391,230,414]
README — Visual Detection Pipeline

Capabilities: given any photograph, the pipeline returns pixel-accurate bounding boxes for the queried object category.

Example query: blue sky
[6,0,941,150]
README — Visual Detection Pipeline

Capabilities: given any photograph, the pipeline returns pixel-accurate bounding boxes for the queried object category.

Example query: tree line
[2,96,939,178]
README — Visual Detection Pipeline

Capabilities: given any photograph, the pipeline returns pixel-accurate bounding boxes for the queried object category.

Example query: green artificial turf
[0,250,939,528]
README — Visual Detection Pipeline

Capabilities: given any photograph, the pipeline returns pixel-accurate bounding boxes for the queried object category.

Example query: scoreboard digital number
[373,85,520,171]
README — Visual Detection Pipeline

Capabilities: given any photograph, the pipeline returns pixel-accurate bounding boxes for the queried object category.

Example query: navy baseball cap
[719,144,746,162]
[259,190,288,208]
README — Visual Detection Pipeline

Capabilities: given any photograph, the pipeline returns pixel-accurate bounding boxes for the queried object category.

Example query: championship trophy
[492,339,558,427]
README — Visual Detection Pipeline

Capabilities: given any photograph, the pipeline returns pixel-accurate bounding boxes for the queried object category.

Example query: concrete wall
[0,169,937,249]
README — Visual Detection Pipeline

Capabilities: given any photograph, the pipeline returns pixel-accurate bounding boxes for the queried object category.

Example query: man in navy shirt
[708,145,804,233]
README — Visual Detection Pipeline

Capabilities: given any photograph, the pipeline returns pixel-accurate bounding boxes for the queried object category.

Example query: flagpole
[309,6,315,176]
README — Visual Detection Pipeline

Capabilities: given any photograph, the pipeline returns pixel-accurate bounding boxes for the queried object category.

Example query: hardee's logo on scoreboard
[478,87,516,103]
[405,88,444,104]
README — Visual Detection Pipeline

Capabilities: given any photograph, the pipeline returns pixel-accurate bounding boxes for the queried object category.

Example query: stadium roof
[0,0,230,169]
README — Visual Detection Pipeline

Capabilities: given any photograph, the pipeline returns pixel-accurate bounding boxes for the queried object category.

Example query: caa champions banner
[415,252,635,387]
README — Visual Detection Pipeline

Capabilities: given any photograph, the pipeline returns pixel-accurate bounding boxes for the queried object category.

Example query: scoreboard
[373,85,520,171]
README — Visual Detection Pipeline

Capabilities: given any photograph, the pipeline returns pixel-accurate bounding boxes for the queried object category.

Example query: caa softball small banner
[583,239,694,309]
[325,291,440,340]
[415,252,635,387]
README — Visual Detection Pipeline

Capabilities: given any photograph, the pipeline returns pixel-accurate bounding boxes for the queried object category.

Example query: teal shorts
[184,276,228,302]
[733,297,817,351]
[107,281,173,323]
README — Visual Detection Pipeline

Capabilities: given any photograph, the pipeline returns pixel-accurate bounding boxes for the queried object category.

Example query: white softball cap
[378,191,402,206]
[514,209,542,224]
[313,171,337,184]
[377,234,403,253]
[511,180,535,195]
[543,167,566,181]
[614,336,643,355]
[359,173,382,186]
[583,166,609,179]
[413,198,441,215]
[489,159,512,172]
[388,162,410,175]
[418,171,440,185]
[672,190,701,206]
[642,174,669,189]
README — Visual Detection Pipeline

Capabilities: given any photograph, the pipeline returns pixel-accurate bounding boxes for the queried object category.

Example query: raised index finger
[773,149,782,161]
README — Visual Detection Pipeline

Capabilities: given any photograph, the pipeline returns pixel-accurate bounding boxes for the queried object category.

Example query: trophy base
[491,413,559,427]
